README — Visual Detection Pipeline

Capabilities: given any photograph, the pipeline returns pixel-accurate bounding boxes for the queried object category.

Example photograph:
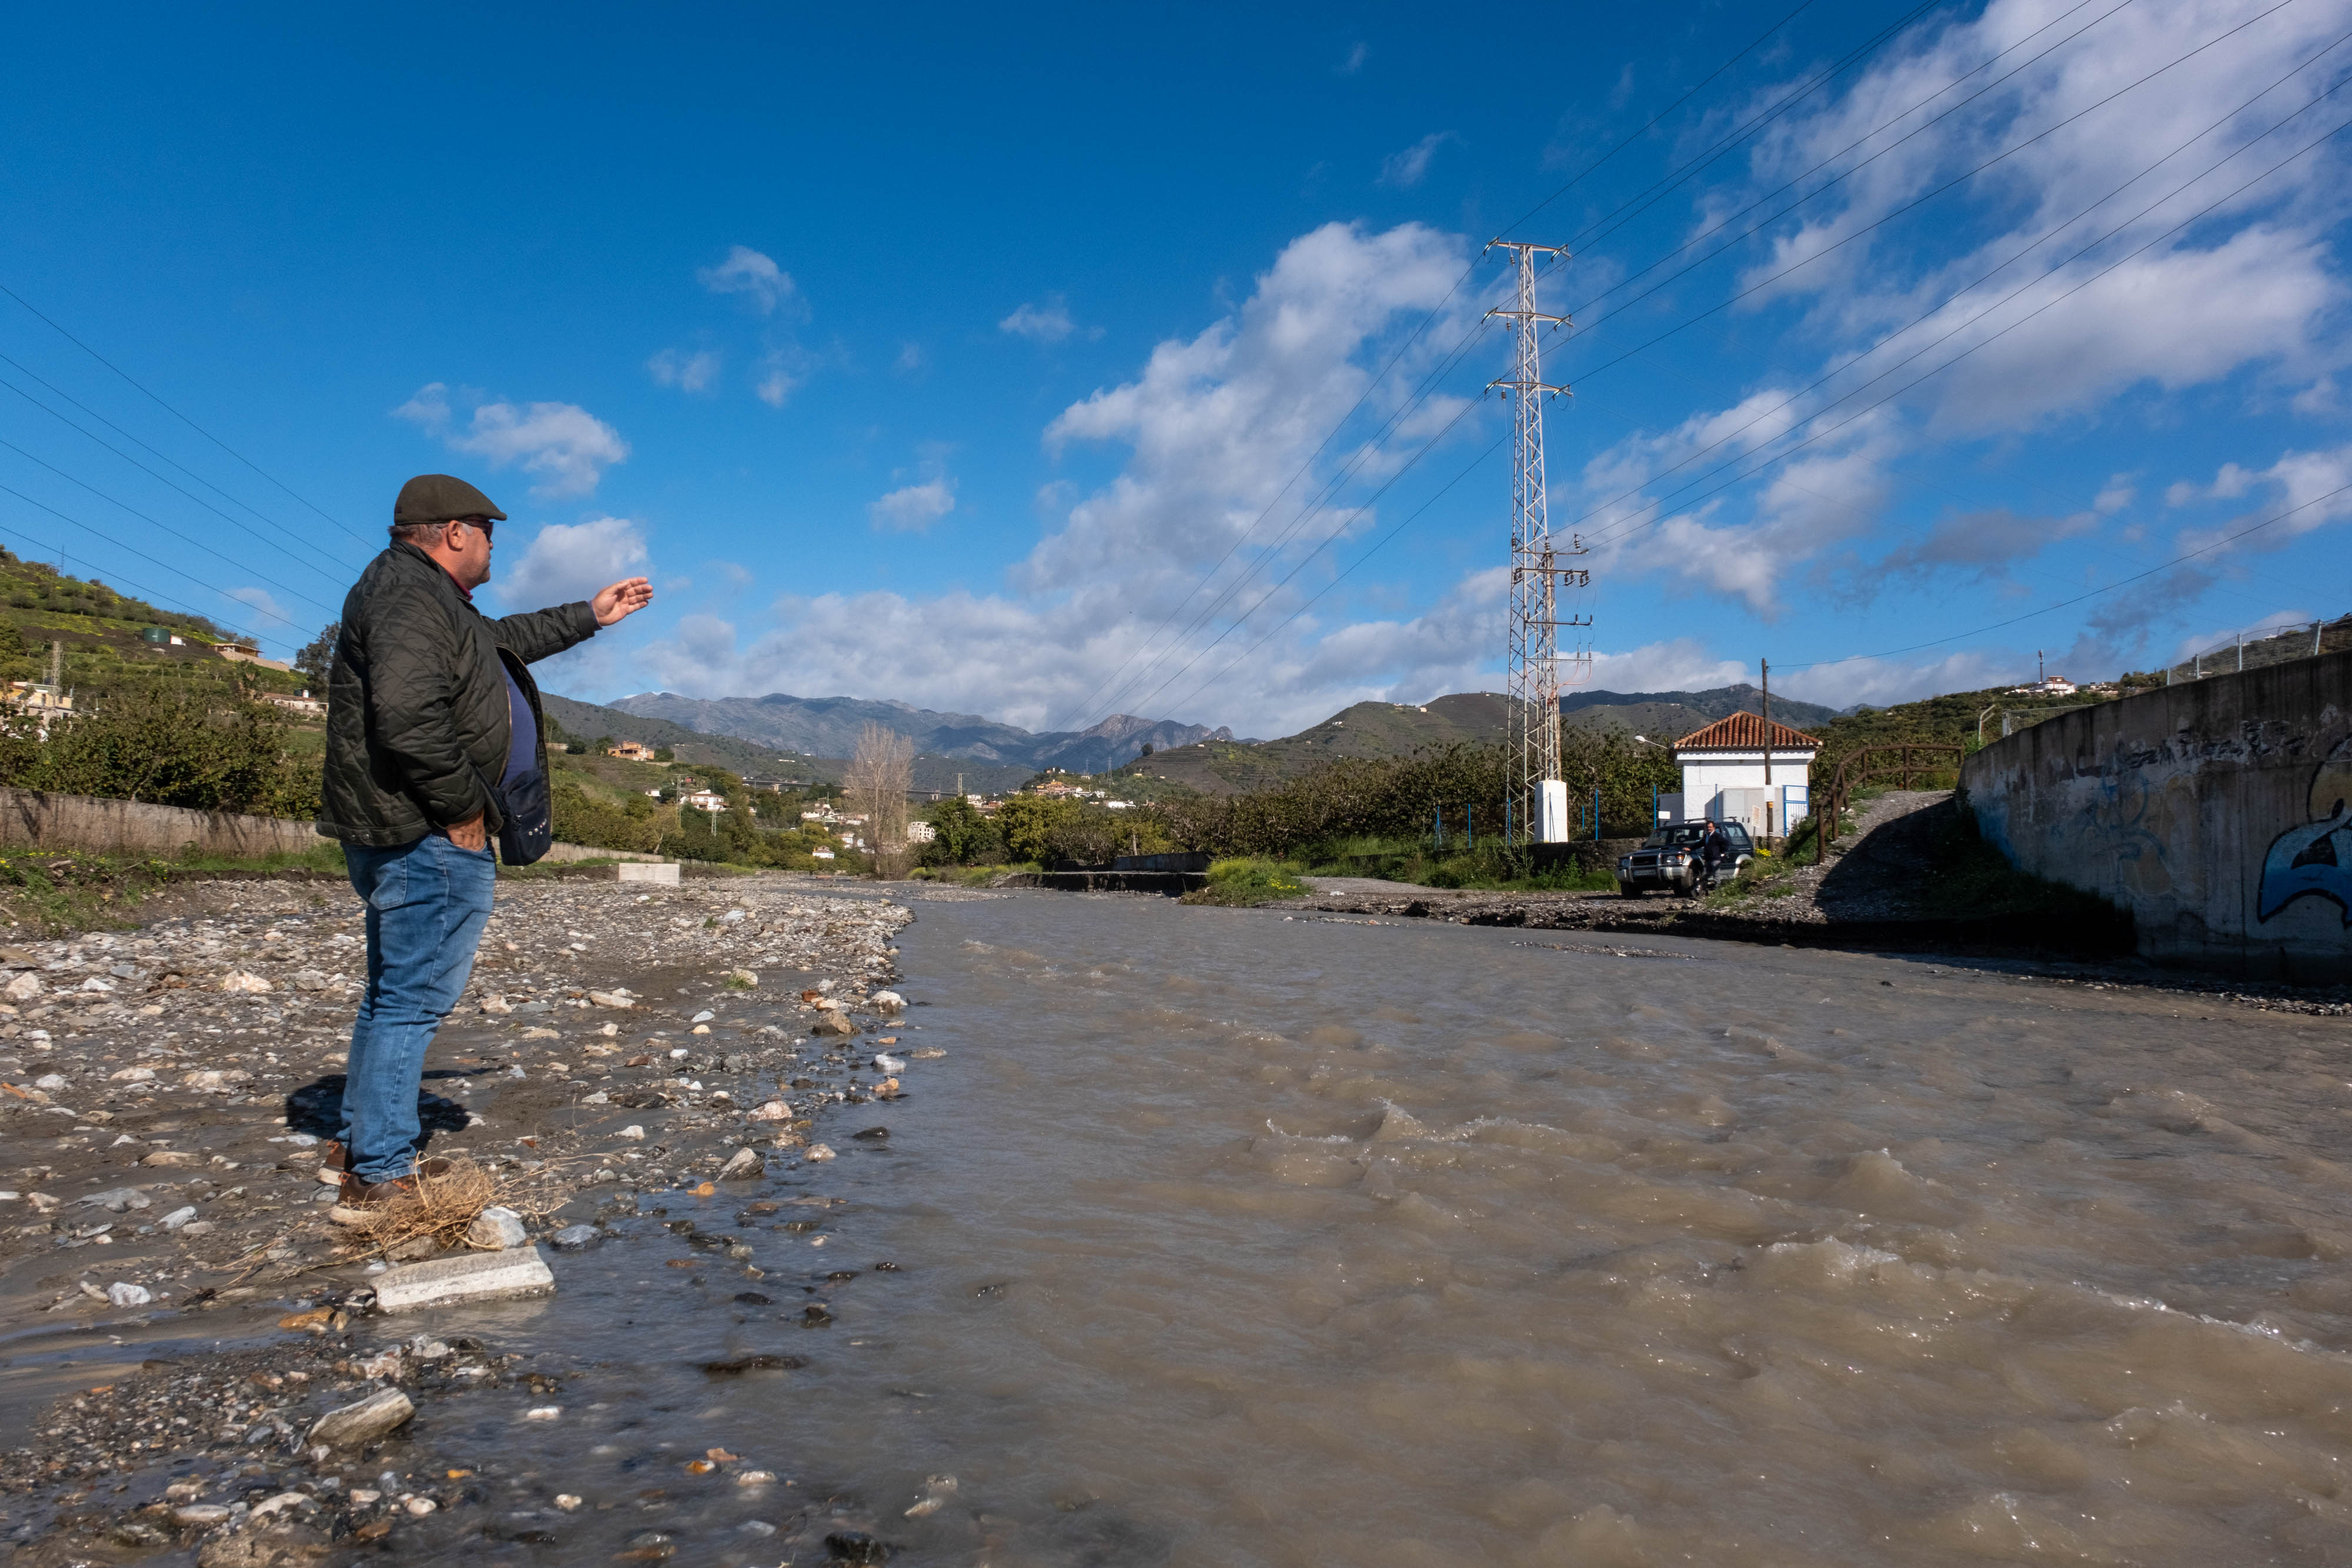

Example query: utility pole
[1487,239,1585,845]
[1760,657,1773,840]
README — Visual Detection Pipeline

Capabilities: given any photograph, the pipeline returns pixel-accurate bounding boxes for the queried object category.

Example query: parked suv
[1617,823,1754,897]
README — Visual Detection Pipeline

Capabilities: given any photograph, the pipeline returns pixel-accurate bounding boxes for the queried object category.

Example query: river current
[420,888,2352,1564]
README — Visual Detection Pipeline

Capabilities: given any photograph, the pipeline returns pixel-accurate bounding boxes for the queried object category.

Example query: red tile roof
[1673,711,1823,750]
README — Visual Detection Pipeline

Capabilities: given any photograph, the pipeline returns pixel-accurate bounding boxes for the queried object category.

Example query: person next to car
[315,473,654,1222]
[1696,818,1733,892]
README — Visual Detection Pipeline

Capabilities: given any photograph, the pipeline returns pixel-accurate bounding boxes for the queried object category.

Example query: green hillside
[537,690,1032,795]
[1126,693,1511,794]
[0,549,309,701]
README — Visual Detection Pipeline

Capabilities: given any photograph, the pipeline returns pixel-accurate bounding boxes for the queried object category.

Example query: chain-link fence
[2164,615,2352,685]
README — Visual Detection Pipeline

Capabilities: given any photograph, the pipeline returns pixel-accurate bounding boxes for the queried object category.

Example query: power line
[1569,0,2309,385]
[1544,0,1951,250]
[1570,35,2352,547]
[1057,2,1910,730]
[0,279,374,547]
[0,349,363,571]
[1083,1,2303,728]
[0,436,339,617]
[0,367,360,581]
[1779,481,2352,670]
[1165,97,2352,713]
[0,482,298,639]
[1572,0,2134,315]
[1580,88,2352,553]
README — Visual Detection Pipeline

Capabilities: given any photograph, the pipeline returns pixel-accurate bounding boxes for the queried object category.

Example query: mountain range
[534,681,1849,800]
[605,691,1234,775]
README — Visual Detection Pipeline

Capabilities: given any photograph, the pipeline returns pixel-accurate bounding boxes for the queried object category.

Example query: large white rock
[373,1244,554,1313]
[464,1206,528,1250]
[4,971,42,1001]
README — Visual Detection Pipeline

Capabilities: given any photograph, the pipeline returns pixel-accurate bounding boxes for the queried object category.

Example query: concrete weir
[1961,648,2351,981]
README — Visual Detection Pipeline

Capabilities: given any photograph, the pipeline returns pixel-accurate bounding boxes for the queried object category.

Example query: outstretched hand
[592,577,654,627]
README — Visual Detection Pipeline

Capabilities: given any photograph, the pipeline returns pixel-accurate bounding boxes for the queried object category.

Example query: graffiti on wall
[2257,737,2352,926]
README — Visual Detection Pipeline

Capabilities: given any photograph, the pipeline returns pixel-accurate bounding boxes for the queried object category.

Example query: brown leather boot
[326,1158,454,1225]
[328,1171,416,1226]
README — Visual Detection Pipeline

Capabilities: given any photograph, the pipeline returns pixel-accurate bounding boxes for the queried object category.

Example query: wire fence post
[1593,785,1601,841]
[1468,804,1475,852]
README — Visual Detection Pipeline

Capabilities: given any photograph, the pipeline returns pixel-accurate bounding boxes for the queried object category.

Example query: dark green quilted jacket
[317,541,599,847]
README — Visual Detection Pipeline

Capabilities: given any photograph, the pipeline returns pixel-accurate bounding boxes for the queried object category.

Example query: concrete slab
[373,1243,556,1313]
[617,861,681,885]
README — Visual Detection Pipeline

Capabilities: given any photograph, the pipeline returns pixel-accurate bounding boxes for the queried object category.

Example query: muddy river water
[370,890,2352,1564]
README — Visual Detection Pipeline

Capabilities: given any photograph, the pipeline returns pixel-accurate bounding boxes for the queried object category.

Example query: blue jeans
[339,833,497,1183]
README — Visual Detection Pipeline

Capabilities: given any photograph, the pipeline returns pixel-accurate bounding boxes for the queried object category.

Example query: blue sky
[2,0,2347,736]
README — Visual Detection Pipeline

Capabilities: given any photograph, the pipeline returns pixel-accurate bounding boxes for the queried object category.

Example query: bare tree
[843,721,913,876]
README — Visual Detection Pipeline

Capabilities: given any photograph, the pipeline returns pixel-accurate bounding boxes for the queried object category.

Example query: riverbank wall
[0,787,320,858]
[1959,648,2351,982]
[0,786,671,867]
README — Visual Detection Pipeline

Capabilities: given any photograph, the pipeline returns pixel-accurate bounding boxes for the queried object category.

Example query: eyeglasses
[450,516,494,540]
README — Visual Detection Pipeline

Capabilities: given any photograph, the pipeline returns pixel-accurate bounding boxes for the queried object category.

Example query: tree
[921,797,1003,865]
[843,722,913,875]
[295,621,339,687]
[994,793,1076,864]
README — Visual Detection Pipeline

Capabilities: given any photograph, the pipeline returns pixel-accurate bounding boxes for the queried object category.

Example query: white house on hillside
[1660,713,1821,838]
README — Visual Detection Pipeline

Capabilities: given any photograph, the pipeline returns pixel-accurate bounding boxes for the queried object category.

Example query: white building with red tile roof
[1665,712,1822,837]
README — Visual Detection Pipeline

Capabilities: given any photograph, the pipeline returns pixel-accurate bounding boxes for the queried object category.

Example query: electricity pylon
[1486,240,1587,845]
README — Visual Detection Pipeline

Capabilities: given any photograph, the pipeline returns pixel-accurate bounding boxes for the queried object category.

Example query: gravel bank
[0,871,920,1562]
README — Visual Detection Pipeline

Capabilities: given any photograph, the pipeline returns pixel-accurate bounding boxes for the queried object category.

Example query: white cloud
[895,342,926,374]
[394,383,628,498]
[868,477,957,533]
[493,516,650,609]
[2093,474,2135,513]
[753,346,809,407]
[1031,220,1476,604]
[2174,441,2352,556]
[222,585,290,633]
[696,245,800,316]
[1379,131,1458,189]
[1335,39,1368,75]
[999,297,1084,343]
[595,223,1513,737]
[647,347,721,393]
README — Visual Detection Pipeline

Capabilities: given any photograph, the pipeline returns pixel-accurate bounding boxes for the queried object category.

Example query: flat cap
[393,473,507,527]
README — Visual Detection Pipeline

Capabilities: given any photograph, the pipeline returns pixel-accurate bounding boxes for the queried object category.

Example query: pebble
[555,1494,583,1511]
[549,1223,601,1251]
[523,1406,562,1421]
[804,1144,837,1162]
[105,1281,152,1306]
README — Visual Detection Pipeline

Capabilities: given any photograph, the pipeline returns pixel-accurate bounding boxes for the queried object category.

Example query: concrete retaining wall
[541,841,668,864]
[1959,649,2351,981]
[0,788,322,858]
[0,787,674,868]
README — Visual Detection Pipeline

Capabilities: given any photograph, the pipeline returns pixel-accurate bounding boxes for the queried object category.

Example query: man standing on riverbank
[316,473,653,1220]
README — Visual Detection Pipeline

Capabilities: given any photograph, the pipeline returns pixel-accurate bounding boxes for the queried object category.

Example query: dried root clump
[339,1156,497,1258]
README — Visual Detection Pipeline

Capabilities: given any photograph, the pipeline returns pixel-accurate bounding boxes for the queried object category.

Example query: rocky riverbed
[0,870,923,1564]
